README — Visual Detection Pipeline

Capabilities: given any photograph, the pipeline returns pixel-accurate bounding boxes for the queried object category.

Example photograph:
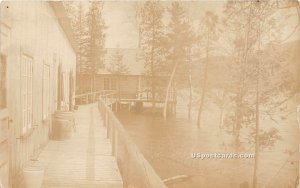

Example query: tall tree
[64,2,91,93]
[132,2,144,49]
[64,2,106,93]
[222,0,259,146]
[139,1,165,112]
[224,1,296,187]
[163,2,195,119]
[197,11,219,127]
[87,1,106,92]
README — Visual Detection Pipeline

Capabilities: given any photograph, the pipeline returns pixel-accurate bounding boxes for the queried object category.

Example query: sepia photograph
[0,0,300,188]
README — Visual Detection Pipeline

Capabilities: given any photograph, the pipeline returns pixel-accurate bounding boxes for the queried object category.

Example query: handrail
[74,90,116,105]
[98,94,168,188]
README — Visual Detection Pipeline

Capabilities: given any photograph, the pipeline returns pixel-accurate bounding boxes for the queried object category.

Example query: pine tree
[108,46,129,75]
[163,2,195,119]
[139,1,165,112]
[196,11,219,127]
[87,1,106,92]
[63,2,91,93]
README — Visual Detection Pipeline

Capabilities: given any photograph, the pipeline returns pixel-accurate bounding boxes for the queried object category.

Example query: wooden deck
[18,104,123,188]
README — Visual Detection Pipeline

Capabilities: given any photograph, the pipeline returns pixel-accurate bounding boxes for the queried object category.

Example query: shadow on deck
[19,104,123,188]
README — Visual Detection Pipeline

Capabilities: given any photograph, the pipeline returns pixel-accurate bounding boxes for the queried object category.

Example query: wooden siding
[0,2,76,187]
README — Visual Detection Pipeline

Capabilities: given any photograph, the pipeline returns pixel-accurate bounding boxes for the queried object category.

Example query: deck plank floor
[19,104,123,188]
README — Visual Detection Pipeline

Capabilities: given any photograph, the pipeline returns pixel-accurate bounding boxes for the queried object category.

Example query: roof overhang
[49,2,78,54]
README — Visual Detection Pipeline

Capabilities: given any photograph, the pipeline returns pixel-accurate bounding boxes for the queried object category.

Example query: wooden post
[115,94,118,112]
[112,125,118,157]
[105,110,108,126]
[111,125,115,156]
[106,113,110,139]
[138,75,141,100]
[297,103,300,188]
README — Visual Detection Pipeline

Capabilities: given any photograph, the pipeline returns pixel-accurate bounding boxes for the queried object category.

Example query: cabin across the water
[76,72,177,114]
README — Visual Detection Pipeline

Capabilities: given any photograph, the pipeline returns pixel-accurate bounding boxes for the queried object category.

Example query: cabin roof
[49,2,78,54]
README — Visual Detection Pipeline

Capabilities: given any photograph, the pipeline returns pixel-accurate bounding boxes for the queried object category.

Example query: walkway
[21,104,123,188]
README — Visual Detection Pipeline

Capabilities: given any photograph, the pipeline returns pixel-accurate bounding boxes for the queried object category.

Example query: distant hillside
[191,40,300,91]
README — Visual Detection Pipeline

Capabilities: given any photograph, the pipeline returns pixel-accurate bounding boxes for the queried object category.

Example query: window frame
[42,63,50,120]
[21,54,33,134]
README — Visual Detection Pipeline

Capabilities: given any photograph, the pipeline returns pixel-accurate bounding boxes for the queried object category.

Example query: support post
[138,75,141,100]
[112,126,118,158]
[106,114,110,139]
[297,103,300,188]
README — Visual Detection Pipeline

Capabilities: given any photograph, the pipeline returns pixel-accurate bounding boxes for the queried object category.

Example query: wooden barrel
[54,111,74,121]
[51,111,74,140]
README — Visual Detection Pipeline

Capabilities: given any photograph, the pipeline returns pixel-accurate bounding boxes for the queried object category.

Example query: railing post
[115,94,118,112]
[112,126,118,158]
[111,123,115,155]
[106,112,110,138]
[104,109,107,126]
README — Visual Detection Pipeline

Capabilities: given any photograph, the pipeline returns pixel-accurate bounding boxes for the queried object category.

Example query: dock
[17,104,123,188]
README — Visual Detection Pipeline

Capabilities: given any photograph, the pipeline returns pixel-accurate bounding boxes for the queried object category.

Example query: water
[115,104,299,188]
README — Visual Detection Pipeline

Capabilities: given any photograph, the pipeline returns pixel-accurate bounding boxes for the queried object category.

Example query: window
[0,55,7,109]
[110,78,116,90]
[42,64,50,120]
[104,78,109,90]
[21,55,33,133]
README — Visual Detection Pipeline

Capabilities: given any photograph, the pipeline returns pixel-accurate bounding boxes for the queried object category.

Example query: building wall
[0,2,76,187]
[94,75,149,99]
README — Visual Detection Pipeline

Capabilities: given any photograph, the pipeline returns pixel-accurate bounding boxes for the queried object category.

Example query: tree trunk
[253,13,261,188]
[197,78,207,127]
[197,32,210,128]
[218,89,226,130]
[235,1,253,148]
[188,47,192,120]
[163,62,179,120]
[219,107,224,130]
[188,75,192,120]
[253,65,260,188]
[151,13,156,114]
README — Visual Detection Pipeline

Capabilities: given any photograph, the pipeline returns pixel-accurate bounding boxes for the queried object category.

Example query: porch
[17,104,123,188]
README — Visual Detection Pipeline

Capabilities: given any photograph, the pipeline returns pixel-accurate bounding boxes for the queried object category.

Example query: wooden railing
[75,90,116,105]
[98,93,168,188]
